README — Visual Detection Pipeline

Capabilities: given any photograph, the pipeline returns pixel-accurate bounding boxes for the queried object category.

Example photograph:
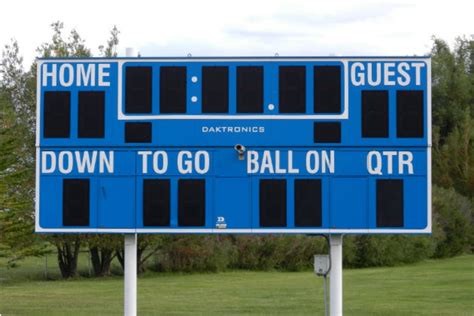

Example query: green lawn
[0,255,473,315]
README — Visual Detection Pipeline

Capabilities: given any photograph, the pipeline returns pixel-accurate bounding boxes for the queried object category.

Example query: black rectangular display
[314,66,341,113]
[237,66,263,113]
[125,66,152,113]
[143,179,170,226]
[314,122,341,143]
[397,90,424,138]
[202,66,229,113]
[295,179,322,227]
[63,179,90,226]
[279,66,306,113]
[178,179,205,226]
[160,66,186,113]
[362,90,389,138]
[78,91,105,138]
[376,179,404,227]
[259,179,287,227]
[43,91,70,138]
[125,122,152,143]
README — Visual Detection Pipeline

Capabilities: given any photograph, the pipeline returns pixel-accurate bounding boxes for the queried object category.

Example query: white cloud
[0,0,472,68]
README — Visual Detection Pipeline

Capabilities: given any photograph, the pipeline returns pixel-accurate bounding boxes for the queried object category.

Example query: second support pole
[124,234,137,316]
[330,234,343,316]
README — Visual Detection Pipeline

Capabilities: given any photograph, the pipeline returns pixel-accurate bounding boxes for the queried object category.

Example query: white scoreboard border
[115,58,350,120]
[35,57,432,234]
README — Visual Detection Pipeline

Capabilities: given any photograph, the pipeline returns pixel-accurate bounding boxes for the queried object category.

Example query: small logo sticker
[216,216,227,229]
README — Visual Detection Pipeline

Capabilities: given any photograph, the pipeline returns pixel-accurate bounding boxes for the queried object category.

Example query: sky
[0,0,472,68]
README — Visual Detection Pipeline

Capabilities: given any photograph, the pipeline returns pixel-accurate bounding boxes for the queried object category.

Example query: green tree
[431,36,473,141]
[432,36,474,198]
[0,40,46,266]
[0,21,122,277]
[432,185,472,258]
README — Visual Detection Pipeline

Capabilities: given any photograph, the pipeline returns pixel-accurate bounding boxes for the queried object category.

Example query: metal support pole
[123,47,138,316]
[330,234,343,316]
[124,234,137,316]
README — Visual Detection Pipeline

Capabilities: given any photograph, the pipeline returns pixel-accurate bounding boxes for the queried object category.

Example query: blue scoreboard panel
[35,57,431,234]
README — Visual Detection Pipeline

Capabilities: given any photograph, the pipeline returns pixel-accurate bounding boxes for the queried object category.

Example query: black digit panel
[125,66,152,113]
[397,90,424,138]
[259,179,287,227]
[43,91,70,138]
[279,66,306,113]
[314,122,341,143]
[202,66,229,113]
[295,179,322,227]
[125,122,152,143]
[78,91,105,138]
[314,66,341,113]
[160,66,187,113]
[237,66,264,113]
[63,179,90,226]
[143,179,170,226]
[178,179,205,226]
[376,179,404,227]
[362,90,389,138]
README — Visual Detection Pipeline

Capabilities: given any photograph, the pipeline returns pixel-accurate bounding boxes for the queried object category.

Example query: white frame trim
[35,228,431,234]
[115,59,349,120]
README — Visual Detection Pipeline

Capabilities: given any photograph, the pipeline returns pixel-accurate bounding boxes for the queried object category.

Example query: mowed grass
[0,255,473,315]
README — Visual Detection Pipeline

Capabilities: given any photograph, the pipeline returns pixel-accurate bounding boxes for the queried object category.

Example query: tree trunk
[116,248,124,272]
[115,240,153,274]
[90,246,115,277]
[56,237,81,278]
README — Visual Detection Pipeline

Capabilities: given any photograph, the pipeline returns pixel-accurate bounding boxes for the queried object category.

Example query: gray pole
[330,234,343,316]
[124,47,138,316]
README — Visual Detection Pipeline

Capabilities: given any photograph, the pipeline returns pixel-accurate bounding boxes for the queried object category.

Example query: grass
[0,255,473,315]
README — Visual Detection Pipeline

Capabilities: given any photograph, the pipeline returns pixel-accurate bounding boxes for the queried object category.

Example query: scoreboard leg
[124,234,137,316]
[330,235,343,316]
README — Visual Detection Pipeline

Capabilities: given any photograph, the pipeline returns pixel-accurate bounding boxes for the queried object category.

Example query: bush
[276,235,325,271]
[229,235,282,270]
[432,185,473,258]
[343,235,434,268]
[153,235,235,272]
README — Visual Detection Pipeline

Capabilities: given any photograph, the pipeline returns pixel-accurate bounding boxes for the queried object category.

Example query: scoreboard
[35,57,431,234]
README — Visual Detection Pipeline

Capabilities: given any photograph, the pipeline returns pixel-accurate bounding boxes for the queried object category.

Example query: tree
[116,235,164,274]
[99,25,120,57]
[0,40,47,266]
[1,21,121,277]
[432,185,472,257]
[431,37,473,142]
[87,235,122,276]
[432,36,474,198]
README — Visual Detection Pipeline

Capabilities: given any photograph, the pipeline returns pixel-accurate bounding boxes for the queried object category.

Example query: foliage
[0,22,121,276]
[99,25,120,57]
[87,234,121,276]
[342,235,434,268]
[0,42,46,266]
[153,235,234,272]
[432,185,473,257]
[432,36,474,198]
[433,111,474,197]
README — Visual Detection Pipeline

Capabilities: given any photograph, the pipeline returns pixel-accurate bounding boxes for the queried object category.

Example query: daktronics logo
[201,126,265,133]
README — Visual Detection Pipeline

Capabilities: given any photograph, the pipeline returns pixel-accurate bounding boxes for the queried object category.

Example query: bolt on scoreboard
[36,57,431,234]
